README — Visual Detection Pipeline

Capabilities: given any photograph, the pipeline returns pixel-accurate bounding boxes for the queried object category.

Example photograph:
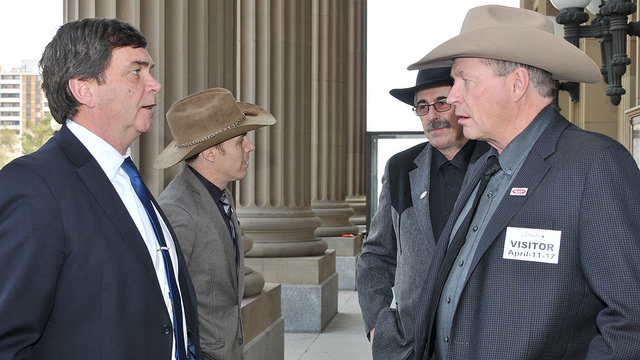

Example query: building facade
[524,0,640,167]
[0,61,49,136]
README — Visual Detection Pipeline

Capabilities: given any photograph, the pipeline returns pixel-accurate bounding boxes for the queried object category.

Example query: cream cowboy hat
[408,5,600,83]
[154,88,276,169]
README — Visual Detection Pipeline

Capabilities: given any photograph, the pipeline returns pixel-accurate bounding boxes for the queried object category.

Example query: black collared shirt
[429,140,477,242]
[188,166,234,237]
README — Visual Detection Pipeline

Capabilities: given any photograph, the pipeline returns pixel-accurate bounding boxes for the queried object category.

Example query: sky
[0,0,519,131]
[367,0,520,132]
[0,0,63,71]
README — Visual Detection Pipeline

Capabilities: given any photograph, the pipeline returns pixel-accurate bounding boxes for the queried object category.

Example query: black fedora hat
[389,66,453,106]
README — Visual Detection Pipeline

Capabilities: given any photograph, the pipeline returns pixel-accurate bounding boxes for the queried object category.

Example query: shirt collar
[498,105,553,171]
[433,139,477,172]
[188,165,224,202]
[66,119,130,180]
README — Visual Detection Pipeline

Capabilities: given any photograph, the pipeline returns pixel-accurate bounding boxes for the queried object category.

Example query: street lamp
[552,0,640,105]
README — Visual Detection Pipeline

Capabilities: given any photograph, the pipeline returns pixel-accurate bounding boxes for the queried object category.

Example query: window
[365,132,426,229]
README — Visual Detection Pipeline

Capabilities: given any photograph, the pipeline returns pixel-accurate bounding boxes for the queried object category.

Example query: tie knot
[121,157,141,179]
[483,155,501,177]
[220,193,230,206]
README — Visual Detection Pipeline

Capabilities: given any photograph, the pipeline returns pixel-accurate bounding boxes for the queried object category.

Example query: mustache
[425,119,452,132]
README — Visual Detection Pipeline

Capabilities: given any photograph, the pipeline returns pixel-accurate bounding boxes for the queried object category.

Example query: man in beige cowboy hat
[410,5,640,360]
[155,88,275,360]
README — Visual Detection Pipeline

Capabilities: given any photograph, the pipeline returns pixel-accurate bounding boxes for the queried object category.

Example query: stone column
[236,0,337,333]
[310,0,362,290]
[345,0,367,235]
[310,0,359,239]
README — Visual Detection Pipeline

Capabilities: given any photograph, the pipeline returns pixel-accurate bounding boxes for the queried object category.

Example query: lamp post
[552,0,640,105]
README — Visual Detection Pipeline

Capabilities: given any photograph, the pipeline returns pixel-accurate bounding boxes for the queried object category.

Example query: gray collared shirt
[435,106,554,360]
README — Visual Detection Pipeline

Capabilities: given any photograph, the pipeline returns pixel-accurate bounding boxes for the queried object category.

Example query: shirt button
[473,225,478,232]
[444,336,449,343]
[448,183,453,188]
[446,296,451,304]
[458,260,464,267]
[161,324,171,335]
[445,210,450,216]
[487,191,493,198]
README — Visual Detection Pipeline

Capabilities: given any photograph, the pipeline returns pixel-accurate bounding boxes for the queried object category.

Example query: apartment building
[0,60,49,136]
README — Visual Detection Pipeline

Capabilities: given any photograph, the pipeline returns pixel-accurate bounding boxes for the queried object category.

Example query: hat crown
[154,87,276,169]
[407,5,601,83]
[462,5,554,34]
[414,67,453,87]
[167,88,244,147]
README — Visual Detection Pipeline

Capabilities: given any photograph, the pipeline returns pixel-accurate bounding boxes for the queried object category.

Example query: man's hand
[369,327,375,348]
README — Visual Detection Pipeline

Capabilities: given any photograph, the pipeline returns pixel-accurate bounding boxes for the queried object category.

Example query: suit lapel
[467,112,570,275]
[57,126,169,309]
[183,169,240,293]
[389,142,428,215]
[409,144,434,240]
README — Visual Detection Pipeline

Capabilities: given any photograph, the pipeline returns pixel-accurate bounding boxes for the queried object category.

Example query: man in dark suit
[410,5,640,360]
[356,67,488,360]
[155,88,275,360]
[0,18,201,359]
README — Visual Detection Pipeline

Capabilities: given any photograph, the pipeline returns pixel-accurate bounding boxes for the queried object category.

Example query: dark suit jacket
[0,125,201,359]
[357,140,488,360]
[414,106,640,359]
[159,166,245,360]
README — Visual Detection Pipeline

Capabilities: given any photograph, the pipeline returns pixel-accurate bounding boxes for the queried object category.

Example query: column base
[323,233,362,256]
[323,235,362,291]
[244,317,285,360]
[336,255,359,290]
[245,249,336,284]
[245,250,338,332]
[281,272,338,332]
[244,266,266,298]
[242,283,284,359]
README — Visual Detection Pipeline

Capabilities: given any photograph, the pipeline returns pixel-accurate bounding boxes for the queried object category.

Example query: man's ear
[510,68,530,102]
[68,77,94,106]
[201,147,216,163]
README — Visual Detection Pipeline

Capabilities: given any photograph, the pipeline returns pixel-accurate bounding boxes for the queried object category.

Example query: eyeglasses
[412,101,452,116]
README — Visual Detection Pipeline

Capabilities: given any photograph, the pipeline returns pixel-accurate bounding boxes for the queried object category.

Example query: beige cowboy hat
[154,88,276,169]
[408,5,600,83]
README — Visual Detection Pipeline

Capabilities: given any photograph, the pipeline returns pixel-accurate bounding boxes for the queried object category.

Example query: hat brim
[389,64,454,106]
[408,26,601,83]
[154,102,276,169]
[390,80,453,106]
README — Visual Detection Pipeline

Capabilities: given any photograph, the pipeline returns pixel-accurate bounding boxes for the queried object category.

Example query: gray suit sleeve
[581,143,640,359]
[357,160,397,337]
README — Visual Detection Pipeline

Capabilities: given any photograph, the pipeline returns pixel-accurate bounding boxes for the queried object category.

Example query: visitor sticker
[503,226,561,264]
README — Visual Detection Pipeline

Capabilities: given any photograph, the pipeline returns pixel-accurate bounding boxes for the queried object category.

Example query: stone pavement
[284,290,372,360]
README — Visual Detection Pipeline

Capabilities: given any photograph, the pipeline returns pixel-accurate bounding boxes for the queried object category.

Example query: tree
[0,129,20,169]
[22,112,56,155]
